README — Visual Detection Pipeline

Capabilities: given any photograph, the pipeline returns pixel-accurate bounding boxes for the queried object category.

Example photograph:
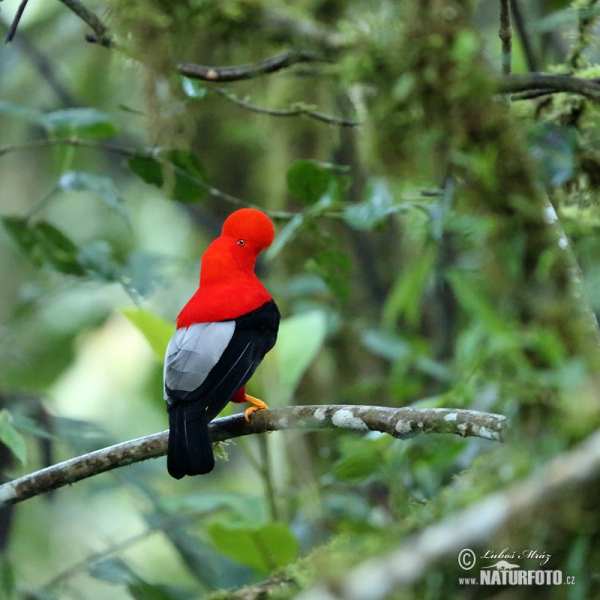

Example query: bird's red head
[221,208,275,254]
[176,209,276,326]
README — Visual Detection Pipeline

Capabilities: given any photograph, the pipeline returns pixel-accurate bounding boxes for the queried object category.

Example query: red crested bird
[164,208,280,478]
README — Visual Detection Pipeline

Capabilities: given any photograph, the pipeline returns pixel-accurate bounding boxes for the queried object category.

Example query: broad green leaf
[163,149,208,202]
[0,410,27,465]
[276,310,327,396]
[42,108,118,139]
[2,217,39,260]
[4,218,86,276]
[122,308,175,357]
[208,521,299,573]
[128,150,208,202]
[128,155,164,187]
[33,222,86,275]
[286,159,350,205]
[59,171,125,215]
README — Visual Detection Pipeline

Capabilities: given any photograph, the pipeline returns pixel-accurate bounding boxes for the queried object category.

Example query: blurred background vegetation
[2,0,600,598]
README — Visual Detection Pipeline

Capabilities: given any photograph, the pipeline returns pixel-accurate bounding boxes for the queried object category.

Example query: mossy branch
[0,405,508,507]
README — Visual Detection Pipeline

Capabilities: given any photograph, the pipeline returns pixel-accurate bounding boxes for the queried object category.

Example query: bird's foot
[244,394,268,422]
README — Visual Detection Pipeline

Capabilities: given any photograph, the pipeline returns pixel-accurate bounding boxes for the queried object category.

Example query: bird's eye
[237,239,245,246]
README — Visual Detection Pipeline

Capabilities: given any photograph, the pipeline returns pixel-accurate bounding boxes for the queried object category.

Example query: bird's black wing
[165,300,280,477]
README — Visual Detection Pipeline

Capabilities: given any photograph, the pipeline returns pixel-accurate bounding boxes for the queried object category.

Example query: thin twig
[177,49,325,82]
[56,0,112,46]
[1,27,81,106]
[509,0,538,72]
[215,88,360,127]
[499,0,512,75]
[4,0,30,43]
[0,405,508,507]
[0,137,295,220]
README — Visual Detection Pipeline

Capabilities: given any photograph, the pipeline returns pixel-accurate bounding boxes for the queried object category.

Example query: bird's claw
[244,394,268,422]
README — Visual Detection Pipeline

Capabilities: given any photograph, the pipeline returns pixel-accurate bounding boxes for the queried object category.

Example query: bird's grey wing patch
[164,321,236,400]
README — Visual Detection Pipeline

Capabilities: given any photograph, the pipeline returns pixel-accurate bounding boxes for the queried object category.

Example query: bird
[164,208,280,478]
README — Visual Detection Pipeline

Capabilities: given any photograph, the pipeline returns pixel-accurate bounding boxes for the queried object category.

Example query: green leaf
[264,213,304,261]
[382,245,437,326]
[90,558,136,584]
[2,217,39,260]
[128,156,164,187]
[276,310,327,396]
[305,248,352,301]
[163,149,208,202]
[121,252,165,298]
[362,328,410,362]
[128,151,208,202]
[42,108,118,139]
[77,241,120,281]
[0,410,27,465]
[33,221,86,275]
[59,171,125,216]
[0,557,15,597]
[208,521,299,573]
[122,308,175,357]
[527,123,576,188]
[161,491,265,523]
[3,218,87,276]
[181,77,208,99]
[286,159,350,205]
[128,582,190,600]
[333,437,390,482]
[447,270,508,332]
[343,179,394,230]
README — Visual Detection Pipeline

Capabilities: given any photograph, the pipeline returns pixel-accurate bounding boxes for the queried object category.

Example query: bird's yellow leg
[244,394,269,422]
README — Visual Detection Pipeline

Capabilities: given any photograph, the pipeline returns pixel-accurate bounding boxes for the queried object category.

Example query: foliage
[2,0,600,598]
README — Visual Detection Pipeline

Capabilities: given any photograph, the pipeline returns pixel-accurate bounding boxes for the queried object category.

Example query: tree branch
[4,0,30,43]
[177,49,326,82]
[215,88,359,127]
[499,73,600,102]
[298,426,600,600]
[499,0,512,75]
[0,405,507,507]
[56,0,112,47]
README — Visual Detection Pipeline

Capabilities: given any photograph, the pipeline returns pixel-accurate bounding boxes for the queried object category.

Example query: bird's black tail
[167,403,215,479]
